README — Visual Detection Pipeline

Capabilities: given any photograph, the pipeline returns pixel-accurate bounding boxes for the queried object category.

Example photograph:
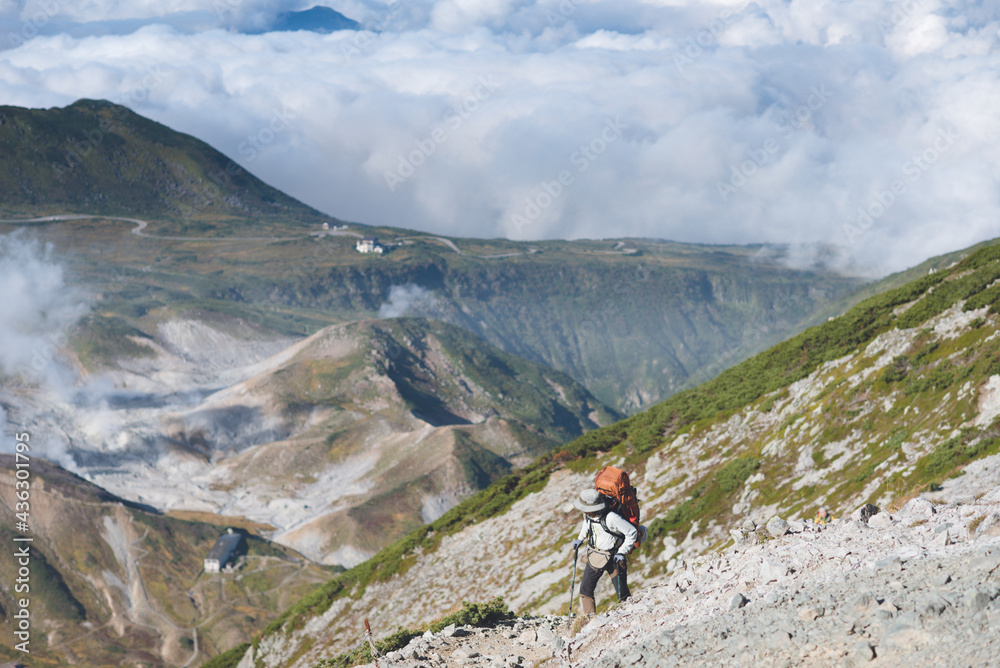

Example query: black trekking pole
[616,559,625,603]
[569,544,579,615]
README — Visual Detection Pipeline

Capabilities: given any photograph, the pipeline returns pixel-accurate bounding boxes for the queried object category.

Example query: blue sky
[1,0,998,275]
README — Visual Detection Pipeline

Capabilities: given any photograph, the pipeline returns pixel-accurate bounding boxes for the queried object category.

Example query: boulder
[760,558,789,582]
[766,517,790,537]
[900,497,936,518]
[932,528,951,547]
[883,622,930,648]
[851,503,880,524]
[851,593,879,617]
[973,512,1000,537]
[797,605,823,621]
[853,641,876,663]
[918,593,950,616]
[868,512,894,529]
[768,629,792,648]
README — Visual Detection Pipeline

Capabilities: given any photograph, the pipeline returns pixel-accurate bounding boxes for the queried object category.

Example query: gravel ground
[366,456,1000,668]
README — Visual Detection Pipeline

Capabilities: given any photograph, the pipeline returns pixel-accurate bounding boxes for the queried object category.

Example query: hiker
[572,488,639,614]
[815,507,830,525]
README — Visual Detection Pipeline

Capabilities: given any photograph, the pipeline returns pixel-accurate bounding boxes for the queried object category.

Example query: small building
[204,529,245,573]
[322,222,330,230]
[356,236,384,254]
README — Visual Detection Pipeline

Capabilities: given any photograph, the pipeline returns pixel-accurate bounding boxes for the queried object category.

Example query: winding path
[0,213,554,260]
[0,214,304,242]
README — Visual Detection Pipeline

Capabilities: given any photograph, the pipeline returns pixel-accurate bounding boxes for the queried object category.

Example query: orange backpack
[594,466,642,548]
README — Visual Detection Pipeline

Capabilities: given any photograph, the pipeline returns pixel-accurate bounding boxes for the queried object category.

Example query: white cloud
[0,234,91,379]
[0,0,998,275]
[379,284,440,318]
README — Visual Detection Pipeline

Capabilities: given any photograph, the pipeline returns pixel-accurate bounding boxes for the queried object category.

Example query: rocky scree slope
[358,456,1000,667]
[232,241,1000,667]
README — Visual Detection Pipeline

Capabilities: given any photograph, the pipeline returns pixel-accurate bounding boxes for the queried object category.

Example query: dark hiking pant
[580,554,630,602]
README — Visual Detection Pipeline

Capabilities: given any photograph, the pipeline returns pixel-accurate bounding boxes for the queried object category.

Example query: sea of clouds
[0,0,998,275]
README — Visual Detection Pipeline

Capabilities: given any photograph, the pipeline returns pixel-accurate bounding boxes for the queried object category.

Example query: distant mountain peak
[266,6,361,34]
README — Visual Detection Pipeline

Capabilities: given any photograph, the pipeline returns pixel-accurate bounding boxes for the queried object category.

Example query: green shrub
[201,642,250,668]
[430,597,514,632]
[880,356,910,383]
[716,457,760,493]
[314,598,513,668]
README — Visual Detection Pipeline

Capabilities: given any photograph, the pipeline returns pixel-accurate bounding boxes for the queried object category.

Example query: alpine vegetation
[236,240,1000,667]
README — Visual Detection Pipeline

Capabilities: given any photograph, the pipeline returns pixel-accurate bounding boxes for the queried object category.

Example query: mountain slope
[27,210,866,413]
[187,316,619,565]
[234,239,1000,667]
[5,314,617,568]
[346,472,1000,667]
[0,100,326,223]
[0,100,865,412]
[0,455,334,668]
[279,239,865,412]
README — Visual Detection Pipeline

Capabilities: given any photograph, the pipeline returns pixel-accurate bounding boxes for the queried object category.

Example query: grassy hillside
[0,99,326,227]
[233,237,1000,667]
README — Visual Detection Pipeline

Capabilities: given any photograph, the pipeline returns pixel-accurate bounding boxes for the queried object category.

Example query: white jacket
[577,510,638,556]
